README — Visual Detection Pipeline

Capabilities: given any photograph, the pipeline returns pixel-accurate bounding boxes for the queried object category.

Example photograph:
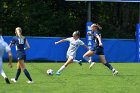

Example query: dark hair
[0,28,2,35]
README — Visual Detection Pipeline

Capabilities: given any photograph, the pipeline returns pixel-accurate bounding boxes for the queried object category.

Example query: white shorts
[66,54,75,59]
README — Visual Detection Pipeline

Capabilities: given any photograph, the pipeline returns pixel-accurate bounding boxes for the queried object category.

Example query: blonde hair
[73,31,80,37]
[91,24,102,30]
[15,27,22,38]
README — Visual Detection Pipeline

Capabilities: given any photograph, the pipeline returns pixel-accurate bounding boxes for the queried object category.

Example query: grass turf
[0,63,140,93]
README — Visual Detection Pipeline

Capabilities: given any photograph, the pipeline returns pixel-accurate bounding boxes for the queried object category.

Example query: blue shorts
[91,46,104,55]
[16,50,26,60]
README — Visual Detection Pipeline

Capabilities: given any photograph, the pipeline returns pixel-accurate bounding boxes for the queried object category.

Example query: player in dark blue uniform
[83,24,118,75]
[9,27,33,83]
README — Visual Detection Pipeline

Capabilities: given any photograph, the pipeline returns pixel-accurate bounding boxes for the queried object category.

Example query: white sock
[73,59,80,63]
[0,69,7,78]
[112,68,115,72]
[57,65,65,73]
[83,56,92,63]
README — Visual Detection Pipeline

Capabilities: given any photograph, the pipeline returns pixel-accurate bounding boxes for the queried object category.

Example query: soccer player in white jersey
[55,31,89,75]
[0,28,12,84]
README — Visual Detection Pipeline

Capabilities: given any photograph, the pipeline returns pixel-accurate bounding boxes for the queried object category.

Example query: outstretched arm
[83,44,90,50]
[55,39,67,45]
[87,31,93,36]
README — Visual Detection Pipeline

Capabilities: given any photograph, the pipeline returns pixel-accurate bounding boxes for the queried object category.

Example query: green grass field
[0,63,140,93]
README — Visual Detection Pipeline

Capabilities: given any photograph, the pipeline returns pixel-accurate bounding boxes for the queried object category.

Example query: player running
[83,24,118,75]
[9,27,33,83]
[55,31,89,75]
[0,28,12,84]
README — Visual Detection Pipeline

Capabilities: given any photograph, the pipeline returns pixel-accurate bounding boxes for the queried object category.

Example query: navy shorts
[16,50,26,60]
[91,46,104,55]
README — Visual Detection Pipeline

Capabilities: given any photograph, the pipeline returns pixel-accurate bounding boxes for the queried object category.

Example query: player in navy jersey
[9,27,33,83]
[83,24,118,75]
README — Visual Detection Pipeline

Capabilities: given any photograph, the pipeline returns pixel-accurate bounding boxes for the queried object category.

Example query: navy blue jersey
[10,36,26,51]
[91,30,104,55]
[92,30,101,47]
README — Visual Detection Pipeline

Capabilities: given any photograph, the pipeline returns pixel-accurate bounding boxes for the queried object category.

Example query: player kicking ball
[55,31,89,75]
[0,28,13,84]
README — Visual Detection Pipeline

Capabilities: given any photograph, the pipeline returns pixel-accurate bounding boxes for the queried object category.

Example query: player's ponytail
[96,24,102,30]
[15,27,22,38]
[91,23,102,30]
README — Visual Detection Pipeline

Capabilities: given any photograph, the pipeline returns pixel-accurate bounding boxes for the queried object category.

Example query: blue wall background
[3,36,137,62]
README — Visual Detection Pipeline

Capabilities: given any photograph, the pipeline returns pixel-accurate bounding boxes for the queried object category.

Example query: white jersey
[0,40,11,61]
[64,37,84,58]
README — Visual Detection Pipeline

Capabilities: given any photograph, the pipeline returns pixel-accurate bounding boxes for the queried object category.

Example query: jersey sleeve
[79,40,84,45]
[4,42,11,52]
[93,31,99,37]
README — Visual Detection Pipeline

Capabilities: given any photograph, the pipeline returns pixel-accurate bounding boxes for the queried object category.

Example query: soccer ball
[47,69,53,75]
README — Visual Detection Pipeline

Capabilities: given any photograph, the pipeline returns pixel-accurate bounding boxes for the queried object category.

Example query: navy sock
[15,69,21,81]
[23,69,32,81]
[104,63,113,71]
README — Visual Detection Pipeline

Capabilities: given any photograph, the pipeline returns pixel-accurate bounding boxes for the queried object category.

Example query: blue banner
[86,22,93,50]
[136,24,140,62]
[3,36,137,62]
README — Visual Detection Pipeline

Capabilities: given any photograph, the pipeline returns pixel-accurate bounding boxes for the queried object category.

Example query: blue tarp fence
[3,36,137,62]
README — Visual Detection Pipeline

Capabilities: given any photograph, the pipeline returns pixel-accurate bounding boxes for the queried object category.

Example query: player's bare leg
[83,50,95,69]
[56,56,73,75]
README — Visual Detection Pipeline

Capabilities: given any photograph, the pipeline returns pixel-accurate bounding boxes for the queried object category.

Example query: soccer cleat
[26,80,34,84]
[78,60,82,66]
[56,72,60,75]
[11,78,17,83]
[89,62,95,69]
[5,77,10,84]
[113,70,118,76]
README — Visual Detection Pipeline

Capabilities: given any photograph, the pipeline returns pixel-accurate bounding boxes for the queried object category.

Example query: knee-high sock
[23,69,32,81]
[83,56,91,63]
[73,59,80,63]
[57,65,65,73]
[0,69,7,78]
[15,69,21,81]
[104,63,113,71]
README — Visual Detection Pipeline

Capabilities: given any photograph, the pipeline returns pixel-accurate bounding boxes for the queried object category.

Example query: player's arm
[55,39,68,45]
[8,51,12,68]
[24,39,30,51]
[96,35,103,46]
[83,44,90,50]
[5,44,13,68]
[79,40,90,50]
[9,42,13,47]
[9,38,15,47]
[87,31,93,36]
